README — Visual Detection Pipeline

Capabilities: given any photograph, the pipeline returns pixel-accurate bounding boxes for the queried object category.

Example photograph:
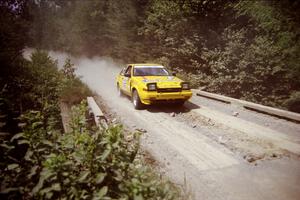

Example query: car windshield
[133,67,170,76]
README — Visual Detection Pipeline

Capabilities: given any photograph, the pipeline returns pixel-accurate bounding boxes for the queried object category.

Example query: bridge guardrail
[195,90,300,122]
[87,97,108,129]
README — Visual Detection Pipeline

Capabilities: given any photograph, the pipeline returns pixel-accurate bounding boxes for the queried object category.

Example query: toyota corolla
[116,64,192,109]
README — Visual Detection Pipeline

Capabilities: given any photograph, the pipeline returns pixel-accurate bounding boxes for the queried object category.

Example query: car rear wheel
[132,90,143,110]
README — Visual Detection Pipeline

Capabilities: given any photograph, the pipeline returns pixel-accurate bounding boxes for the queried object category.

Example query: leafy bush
[0,50,63,137]
[1,50,179,199]
[1,101,179,200]
[60,58,92,105]
[138,0,300,111]
[284,91,300,113]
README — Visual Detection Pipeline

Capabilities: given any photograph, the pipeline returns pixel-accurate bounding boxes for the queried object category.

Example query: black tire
[132,90,143,110]
[117,84,123,97]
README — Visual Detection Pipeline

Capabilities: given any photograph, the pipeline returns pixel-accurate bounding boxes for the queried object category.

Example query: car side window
[120,67,126,75]
[124,65,132,77]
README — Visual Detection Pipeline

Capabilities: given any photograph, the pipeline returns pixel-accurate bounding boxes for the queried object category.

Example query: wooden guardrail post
[59,102,71,133]
[87,97,108,129]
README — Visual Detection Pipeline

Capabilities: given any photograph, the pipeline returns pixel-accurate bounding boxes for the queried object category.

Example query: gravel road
[24,50,300,200]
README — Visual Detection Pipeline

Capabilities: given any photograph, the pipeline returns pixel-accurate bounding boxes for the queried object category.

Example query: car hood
[135,76,183,88]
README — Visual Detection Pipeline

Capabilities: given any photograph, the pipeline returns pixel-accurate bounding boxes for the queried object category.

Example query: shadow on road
[121,95,200,113]
[146,101,200,114]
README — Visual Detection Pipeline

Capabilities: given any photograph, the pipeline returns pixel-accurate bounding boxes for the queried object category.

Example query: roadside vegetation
[60,58,92,105]
[26,0,300,112]
[0,43,179,200]
[0,2,179,199]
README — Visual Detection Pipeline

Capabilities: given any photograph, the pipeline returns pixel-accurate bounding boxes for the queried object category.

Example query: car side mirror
[172,72,176,76]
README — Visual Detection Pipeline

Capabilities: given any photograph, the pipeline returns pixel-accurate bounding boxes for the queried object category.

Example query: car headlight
[181,82,190,90]
[147,83,157,91]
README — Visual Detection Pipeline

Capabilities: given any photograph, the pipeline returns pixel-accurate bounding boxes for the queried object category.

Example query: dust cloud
[23,48,127,107]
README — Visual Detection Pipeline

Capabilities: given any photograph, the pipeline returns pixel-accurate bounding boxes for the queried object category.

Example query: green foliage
[138,0,300,110]
[0,109,60,199]
[284,91,300,113]
[60,59,93,105]
[0,50,63,137]
[0,0,32,134]
[0,50,63,198]
[7,0,298,111]
[28,0,139,59]
[61,58,75,79]
[233,0,300,80]
[25,51,62,119]
[1,3,179,199]
[0,0,28,66]
[1,101,179,199]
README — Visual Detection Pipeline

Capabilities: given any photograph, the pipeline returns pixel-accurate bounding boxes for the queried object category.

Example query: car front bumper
[140,90,193,105]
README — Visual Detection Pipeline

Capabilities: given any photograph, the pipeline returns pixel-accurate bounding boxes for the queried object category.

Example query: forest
[26,0,300,112]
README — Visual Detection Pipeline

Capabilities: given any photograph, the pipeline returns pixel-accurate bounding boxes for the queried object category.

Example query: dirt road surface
[24,50,300,200]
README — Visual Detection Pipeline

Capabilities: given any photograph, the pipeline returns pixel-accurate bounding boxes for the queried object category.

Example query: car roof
[127,63,165,68]
[128,63,162,66]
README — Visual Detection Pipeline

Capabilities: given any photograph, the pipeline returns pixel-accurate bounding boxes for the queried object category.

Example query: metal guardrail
[87,97,108,129]
[195,90,300,122]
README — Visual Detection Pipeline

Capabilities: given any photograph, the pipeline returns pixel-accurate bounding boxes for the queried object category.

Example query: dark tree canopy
[2,0,300,112]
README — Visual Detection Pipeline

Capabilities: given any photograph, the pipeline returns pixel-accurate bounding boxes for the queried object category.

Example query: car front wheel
[132,90,143,110]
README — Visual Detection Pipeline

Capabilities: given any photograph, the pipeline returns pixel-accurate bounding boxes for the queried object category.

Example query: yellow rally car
[116,64,192,109]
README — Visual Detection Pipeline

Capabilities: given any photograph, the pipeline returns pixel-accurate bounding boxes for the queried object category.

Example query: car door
[122,65,132,95]
[118,67,126,90]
